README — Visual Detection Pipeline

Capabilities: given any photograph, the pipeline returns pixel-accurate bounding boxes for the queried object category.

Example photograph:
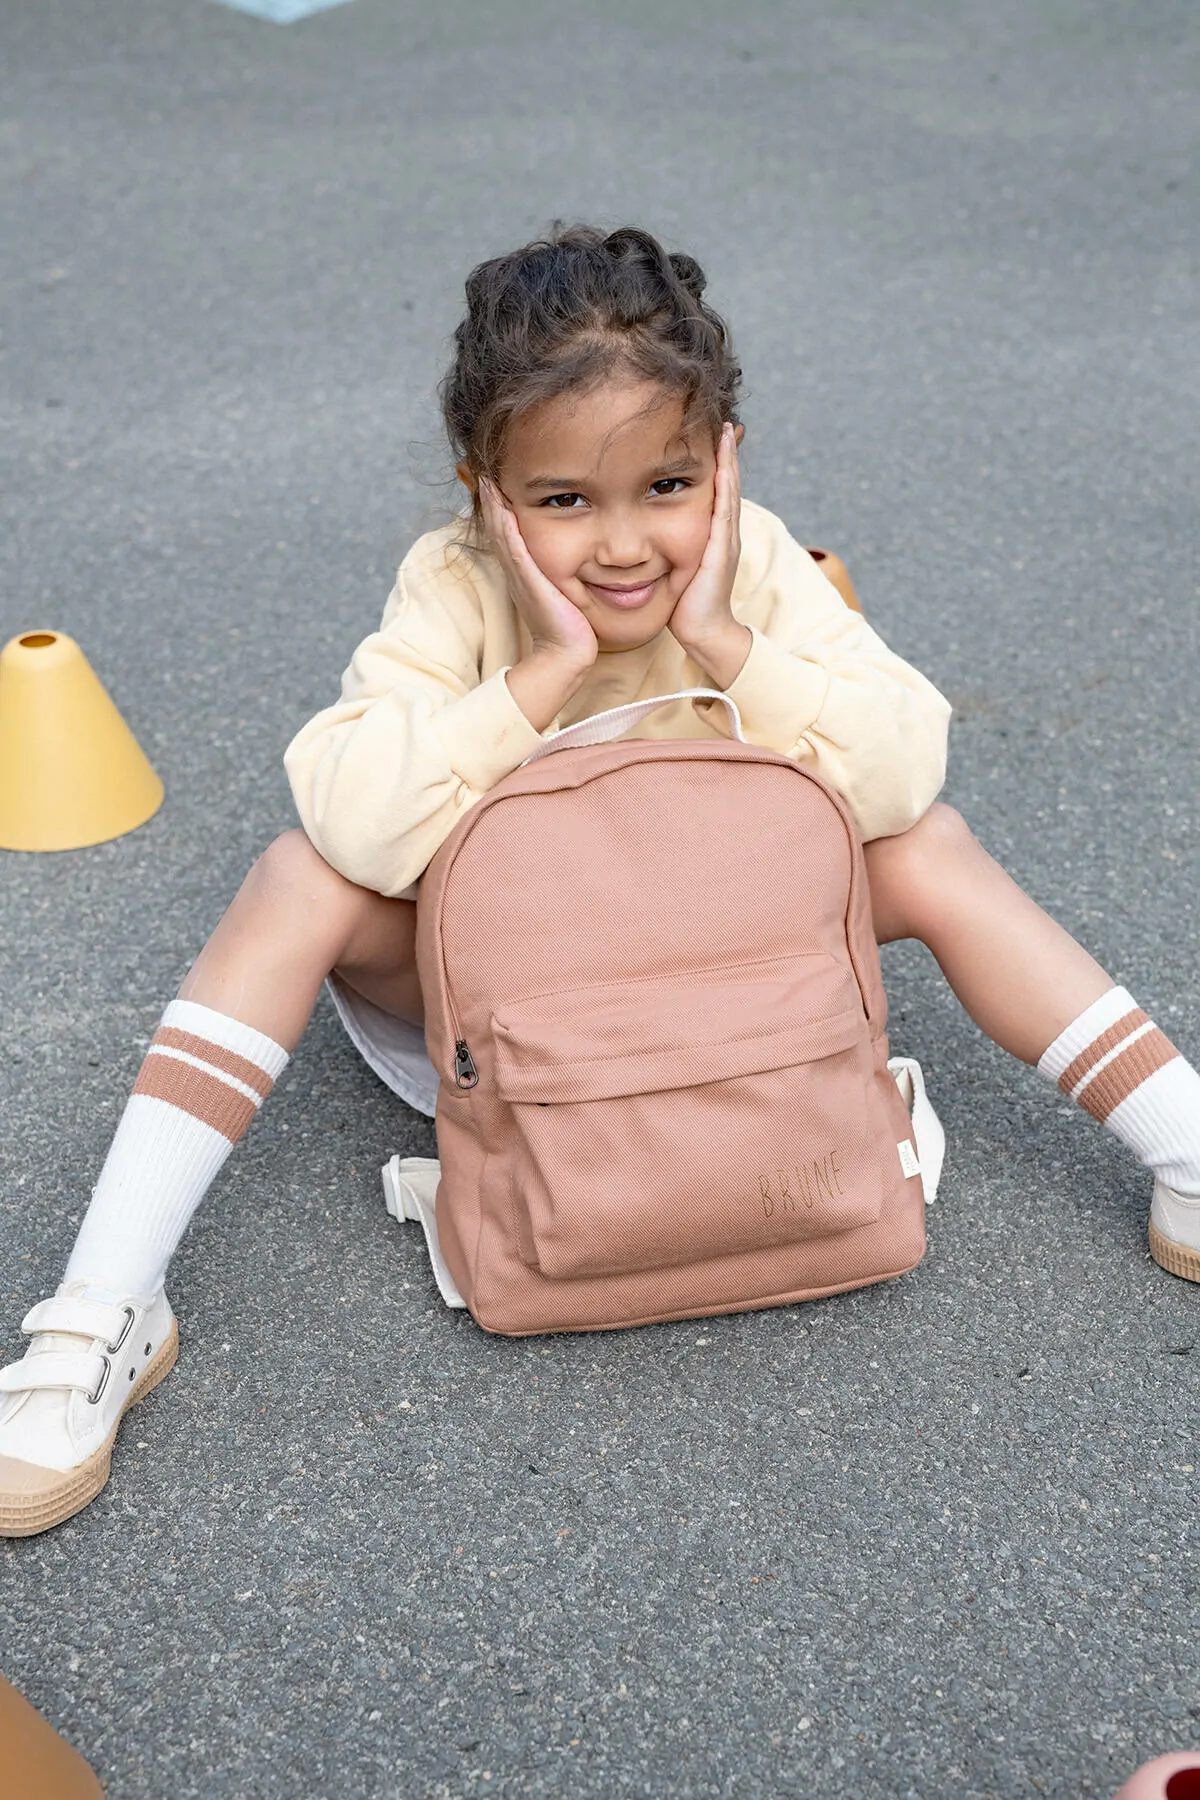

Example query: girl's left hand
[666,422,742,651]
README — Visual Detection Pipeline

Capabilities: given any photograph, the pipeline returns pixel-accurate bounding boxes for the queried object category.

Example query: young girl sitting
[2,223,1196,1538]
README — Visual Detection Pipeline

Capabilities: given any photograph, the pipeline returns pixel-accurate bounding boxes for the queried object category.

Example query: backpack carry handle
[520,688,746,767]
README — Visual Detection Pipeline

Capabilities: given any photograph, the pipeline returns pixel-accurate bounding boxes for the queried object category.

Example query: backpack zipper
[426,824,483,1090]
[446,964,478,1088]
[441,902,479,1089]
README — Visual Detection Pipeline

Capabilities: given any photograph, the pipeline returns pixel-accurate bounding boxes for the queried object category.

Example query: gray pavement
[1,1,1197,1795]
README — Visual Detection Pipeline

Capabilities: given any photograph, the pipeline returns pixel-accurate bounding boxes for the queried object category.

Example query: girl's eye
[538,479,689,508]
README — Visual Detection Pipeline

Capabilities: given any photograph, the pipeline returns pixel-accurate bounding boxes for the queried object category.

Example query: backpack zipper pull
[454,1040,478,1089]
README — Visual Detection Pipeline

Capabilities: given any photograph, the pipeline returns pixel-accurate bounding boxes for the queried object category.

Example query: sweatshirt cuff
[691,624,830,753]
[432,665,547,794]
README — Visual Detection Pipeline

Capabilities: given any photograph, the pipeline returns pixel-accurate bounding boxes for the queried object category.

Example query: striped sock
[1037,986,1200,1197]
[63,999,290,1299]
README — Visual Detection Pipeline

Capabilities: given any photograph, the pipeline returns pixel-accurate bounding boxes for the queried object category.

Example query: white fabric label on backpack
[897,1139,922,1181]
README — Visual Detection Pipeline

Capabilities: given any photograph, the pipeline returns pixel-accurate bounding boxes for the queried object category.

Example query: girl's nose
[593,512,652,570]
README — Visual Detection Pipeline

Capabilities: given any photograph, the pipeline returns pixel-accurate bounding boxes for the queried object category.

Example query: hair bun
[600,228,707,304]
[668,252,706,301]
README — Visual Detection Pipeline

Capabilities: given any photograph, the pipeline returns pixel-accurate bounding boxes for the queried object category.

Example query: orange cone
[0,629,164,851]
[806,547,864,615]
[0,1671,104,1798]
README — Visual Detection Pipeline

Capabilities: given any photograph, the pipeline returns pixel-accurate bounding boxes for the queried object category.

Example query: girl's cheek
[516,516,564,580]
[670,515,713,579]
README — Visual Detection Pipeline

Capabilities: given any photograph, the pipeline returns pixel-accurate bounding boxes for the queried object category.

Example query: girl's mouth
[585,576,661,611]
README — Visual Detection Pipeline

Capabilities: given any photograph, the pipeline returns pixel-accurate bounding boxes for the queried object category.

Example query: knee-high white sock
[63,999,290,1299]
[1037,986,1200,1197]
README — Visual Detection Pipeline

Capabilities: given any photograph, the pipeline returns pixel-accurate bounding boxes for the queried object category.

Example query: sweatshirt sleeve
[283,539,545,896]
[692,507,953,842]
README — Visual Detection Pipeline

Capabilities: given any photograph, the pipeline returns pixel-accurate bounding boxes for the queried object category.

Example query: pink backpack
[383,688,944,1335]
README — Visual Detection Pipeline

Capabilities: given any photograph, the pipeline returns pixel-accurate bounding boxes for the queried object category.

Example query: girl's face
[491,377,728,654]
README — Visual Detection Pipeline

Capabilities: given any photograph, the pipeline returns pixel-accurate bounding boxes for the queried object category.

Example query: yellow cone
[0,629,164,851]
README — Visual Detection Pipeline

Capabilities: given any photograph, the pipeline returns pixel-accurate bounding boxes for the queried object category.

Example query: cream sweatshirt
[284,498,953,898]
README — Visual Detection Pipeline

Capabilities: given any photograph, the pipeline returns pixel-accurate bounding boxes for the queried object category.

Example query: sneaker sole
[0,1319,179,1538]
[1149,1222,1200,1284]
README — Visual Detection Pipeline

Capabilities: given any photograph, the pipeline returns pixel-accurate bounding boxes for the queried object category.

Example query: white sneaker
[1149,1179,1200,1283]
[0,1281,177,1537]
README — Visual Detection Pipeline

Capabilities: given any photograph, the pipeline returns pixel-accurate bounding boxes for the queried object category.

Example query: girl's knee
[864,803,978,941]
[246,830,369,924]
[900,801,977,862]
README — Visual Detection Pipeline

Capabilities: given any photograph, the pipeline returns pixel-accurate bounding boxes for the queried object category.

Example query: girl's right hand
[479,479,599,670]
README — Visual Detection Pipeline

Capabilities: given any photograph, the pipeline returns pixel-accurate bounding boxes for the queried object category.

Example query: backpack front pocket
[491,953,881,1281]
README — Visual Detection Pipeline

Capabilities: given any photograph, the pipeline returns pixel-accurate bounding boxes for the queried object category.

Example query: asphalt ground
[1,2,1197,1796]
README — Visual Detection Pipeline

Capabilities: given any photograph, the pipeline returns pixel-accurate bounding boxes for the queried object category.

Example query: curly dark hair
[439,222,742,532]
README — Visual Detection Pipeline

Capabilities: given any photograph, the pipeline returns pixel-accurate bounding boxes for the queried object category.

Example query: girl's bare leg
[862,802,1115,1065]
[177,828,424,1049]
[56,827,425,1306]
[0,834,430,1535]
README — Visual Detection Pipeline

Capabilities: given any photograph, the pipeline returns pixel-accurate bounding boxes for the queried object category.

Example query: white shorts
[323,875,439,1120]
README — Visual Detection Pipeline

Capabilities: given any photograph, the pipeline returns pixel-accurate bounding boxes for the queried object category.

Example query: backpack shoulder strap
[520,689,746,765]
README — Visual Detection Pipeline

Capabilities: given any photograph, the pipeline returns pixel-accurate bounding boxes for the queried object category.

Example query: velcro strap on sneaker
[0,1350,109,1397]
[21,1296,132,1345]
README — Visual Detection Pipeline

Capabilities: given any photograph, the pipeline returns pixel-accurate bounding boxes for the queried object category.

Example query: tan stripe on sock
[1057,1009,1150,1096]
[132,1053,260,1142]
[1073,1027,1181,1124]
[150,1025,276,1100]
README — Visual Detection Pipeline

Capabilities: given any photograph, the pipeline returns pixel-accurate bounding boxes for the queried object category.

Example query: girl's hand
[666,423,743,652]
[480,479,599,670]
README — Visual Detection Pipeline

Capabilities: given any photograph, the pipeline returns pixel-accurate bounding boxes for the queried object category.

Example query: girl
[2,223,1196,1538]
